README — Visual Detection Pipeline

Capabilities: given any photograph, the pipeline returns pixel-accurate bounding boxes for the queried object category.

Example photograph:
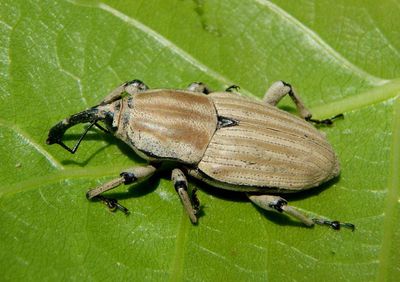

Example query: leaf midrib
[312,79,400,118]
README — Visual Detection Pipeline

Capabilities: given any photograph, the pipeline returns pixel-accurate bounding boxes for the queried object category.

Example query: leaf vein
[254,0,387,85]
[0,119,63,170]
[377,96,400,280]
[95,3,255,97]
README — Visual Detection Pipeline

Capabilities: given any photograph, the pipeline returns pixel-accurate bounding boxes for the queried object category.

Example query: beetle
[47,80,354,230]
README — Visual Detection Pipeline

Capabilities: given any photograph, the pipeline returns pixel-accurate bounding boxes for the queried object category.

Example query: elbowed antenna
[46,107,108,154]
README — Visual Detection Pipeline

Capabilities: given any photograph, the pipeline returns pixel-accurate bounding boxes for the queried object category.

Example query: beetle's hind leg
[171,168,200,224]
[247,194,355,231]
[86,165,156,214]
[264,81,343,125]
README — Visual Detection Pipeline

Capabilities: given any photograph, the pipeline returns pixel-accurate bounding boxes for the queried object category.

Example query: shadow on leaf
[60,130,146,166]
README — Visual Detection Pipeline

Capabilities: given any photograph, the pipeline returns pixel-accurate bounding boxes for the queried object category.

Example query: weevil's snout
[46,137,54,145]
[46,107,105,153]
[46,121,67,145]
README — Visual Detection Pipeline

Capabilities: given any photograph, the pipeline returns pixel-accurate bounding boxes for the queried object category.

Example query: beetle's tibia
[248,194,314,227]
[86,176,125,200]
[281,205,314,227]
[263,81,312,119]
[172,168,199,224]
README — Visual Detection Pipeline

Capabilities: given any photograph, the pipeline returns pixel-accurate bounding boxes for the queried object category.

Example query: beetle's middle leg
[264,81,343,125]
[247,194,355,230]
[187,82,212,94]
[86,165,156,214]
[171,168,200,224]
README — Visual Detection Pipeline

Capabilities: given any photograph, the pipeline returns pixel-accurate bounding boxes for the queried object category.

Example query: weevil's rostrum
[47,80,354,231]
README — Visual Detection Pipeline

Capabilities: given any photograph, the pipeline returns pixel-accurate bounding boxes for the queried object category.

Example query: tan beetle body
[47,80,354,230]
[113,89,339,192]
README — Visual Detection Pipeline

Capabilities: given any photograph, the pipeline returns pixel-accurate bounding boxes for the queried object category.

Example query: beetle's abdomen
[125,90,217,164]
[197,92,340,191]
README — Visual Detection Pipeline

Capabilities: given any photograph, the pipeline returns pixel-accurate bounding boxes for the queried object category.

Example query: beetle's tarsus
[190,187,201,215]
[306,113,344,126]
[225,85,240,92]
[306,117,333,125]
[312,218,355,231]
[97,195,130,215]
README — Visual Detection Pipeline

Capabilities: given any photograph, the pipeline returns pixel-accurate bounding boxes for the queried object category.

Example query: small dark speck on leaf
[192,0,222,36]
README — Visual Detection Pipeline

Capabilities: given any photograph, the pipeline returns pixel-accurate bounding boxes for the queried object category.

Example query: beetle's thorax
[112,90,218,164]
[92,100,123,133]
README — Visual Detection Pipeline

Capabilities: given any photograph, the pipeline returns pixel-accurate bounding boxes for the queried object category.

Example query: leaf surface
[1,0,399,281]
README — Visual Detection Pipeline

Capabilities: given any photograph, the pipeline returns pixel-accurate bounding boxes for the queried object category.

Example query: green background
[0,0,399,281]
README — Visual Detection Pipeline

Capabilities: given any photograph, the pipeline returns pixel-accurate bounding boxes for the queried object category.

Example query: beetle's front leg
[86,165,156,214]
[247,194,355,231]
[264,81,343,125]
[171,168,200,224]
[100,79,149,105]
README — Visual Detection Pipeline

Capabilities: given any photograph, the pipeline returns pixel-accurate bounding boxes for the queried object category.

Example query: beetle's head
[46,79,147,154]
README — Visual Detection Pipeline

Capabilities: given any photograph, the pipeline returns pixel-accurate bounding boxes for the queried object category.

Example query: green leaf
[1,0,399,281]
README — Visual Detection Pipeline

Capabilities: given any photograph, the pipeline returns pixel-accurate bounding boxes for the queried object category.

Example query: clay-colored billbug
[47,80,354,231]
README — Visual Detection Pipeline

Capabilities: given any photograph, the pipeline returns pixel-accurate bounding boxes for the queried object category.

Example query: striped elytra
[196,92,340,192]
